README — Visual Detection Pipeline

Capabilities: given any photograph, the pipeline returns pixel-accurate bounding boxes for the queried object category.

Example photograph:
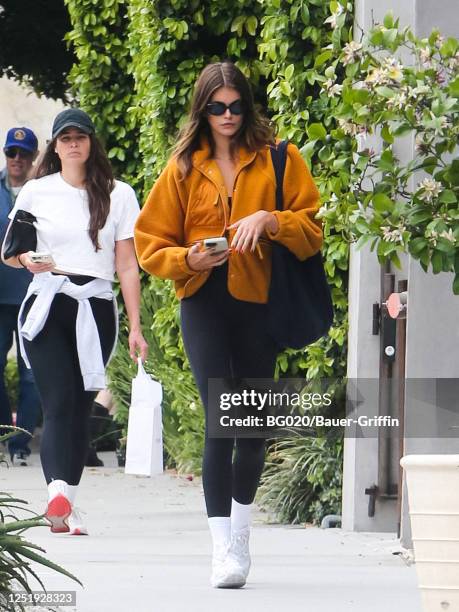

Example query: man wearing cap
[0,127,41,465]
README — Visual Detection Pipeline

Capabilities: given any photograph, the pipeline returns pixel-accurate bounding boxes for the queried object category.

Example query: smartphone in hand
[202,237,228,253]
[29,252,56,266]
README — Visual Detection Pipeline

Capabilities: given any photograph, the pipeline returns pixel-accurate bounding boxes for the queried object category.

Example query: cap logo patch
[14,129,26,141]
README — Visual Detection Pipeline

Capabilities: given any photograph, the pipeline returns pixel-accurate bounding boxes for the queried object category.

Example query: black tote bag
[2,209,37,260]
[267,140,333,349]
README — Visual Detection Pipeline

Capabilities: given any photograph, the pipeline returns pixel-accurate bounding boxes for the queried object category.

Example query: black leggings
[180,264,279,517]
[22,275,117,485]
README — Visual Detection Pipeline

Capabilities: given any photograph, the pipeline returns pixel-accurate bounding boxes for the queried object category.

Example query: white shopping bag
[125,358,163,476]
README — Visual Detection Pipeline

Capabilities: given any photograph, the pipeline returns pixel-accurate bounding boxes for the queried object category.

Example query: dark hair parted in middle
[173,62,276,178]
[35,131,115,252]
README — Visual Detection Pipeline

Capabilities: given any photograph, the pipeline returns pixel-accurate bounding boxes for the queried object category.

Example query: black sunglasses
[206,100,243,116]
[5,147,33,159]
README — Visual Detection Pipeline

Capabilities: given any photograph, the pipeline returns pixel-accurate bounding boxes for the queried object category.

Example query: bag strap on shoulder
[270,140,289,212]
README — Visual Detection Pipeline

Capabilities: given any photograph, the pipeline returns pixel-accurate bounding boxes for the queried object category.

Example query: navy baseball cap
[4,127,38,153]
[52,108,95,139]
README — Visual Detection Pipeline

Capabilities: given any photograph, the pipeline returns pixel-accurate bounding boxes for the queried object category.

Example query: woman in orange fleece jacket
[135,62,322,589]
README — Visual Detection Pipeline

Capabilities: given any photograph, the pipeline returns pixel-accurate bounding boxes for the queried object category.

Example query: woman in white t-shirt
[2,108,148,536]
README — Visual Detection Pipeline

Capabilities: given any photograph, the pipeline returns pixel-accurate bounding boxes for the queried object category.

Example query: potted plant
[401,454,459,612]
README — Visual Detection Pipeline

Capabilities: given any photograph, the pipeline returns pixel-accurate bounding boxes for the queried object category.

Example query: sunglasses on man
[4,147,33,159]
[206,100,244,116]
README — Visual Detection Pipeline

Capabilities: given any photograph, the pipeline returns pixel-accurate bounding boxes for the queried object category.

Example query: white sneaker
[228,526,251,582]
[45,480,71,534]
[67,508,88,536]
[11,451,28,466]
[210,544,246,588]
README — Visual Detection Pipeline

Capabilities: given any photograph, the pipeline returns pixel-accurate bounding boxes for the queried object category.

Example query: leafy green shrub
[257,434,343,525]
[127,0,267,192]
[64,0,141,185]
[319,13,459,292]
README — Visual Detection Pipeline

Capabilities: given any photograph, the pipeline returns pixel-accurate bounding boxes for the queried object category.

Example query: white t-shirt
[9,172,140,281]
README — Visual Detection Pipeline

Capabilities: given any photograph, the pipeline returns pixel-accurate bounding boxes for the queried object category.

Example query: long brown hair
[35,131,115,251]
[173,62,276,178]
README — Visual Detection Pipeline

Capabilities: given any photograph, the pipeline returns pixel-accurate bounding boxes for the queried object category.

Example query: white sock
[208,517,231,554]
[231,498,252,532]
[47,479,69,501]
[67,485,78,506]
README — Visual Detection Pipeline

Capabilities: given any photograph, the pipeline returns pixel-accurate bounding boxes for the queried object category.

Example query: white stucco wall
[343,0,459,538]
[0,76,66,157]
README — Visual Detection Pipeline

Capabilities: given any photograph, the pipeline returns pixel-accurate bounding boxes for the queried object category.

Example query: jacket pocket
[190,183,222,225]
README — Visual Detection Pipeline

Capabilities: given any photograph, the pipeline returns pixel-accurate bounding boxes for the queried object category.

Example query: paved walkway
[1,451,422,612]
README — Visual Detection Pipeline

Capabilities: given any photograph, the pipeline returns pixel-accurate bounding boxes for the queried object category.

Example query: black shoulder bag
[2,209,37,260]
[267,140,334,349]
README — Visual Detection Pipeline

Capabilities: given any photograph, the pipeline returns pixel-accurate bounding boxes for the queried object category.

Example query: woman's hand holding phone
[18,251,55,274]
[186,241,230,272]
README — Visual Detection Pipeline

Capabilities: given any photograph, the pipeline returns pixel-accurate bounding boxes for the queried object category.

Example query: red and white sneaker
[45,480,71,534]
[67,508,88,536]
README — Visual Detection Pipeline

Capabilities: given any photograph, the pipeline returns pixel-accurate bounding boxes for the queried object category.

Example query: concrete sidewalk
[0,451,422,612]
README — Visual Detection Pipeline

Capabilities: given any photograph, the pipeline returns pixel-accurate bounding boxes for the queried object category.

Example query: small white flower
[440,229,456,244]
[321,79,343,97]
[426,229,438,246]
[426,113,449,135]
[329,84,343,97]
[381,226,404,244]
[324,3,344,29]
[342,41,363,65]
[418,178,442,202]
[382,56,404,81]
[365,67,390,86]
[425,225,444,247]
[387,92,407,110]
[419,47,433,68]
[338,118,364,136]
[448,52,459,70]
[415,136,430,154]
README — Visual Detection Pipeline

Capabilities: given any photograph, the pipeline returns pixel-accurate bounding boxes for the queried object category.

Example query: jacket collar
[192,135,257,174]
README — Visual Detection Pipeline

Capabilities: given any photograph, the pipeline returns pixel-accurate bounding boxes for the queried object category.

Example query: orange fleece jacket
[134,139,323,302]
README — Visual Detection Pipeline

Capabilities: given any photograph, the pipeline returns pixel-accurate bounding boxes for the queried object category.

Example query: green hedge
[65,0,141,185]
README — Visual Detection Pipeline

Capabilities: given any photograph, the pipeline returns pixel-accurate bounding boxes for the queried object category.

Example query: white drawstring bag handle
[136,356,146,377]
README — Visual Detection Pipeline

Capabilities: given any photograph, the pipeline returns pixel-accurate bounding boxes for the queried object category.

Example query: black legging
[180,263,279,517]
[21,275,117,485]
